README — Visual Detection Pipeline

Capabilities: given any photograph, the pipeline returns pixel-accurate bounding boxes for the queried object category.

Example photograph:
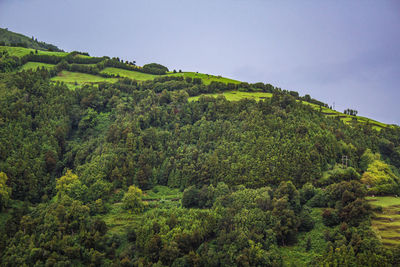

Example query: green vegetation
[0,35,400,265]
[280,208,328,266]
[190,90,392,130]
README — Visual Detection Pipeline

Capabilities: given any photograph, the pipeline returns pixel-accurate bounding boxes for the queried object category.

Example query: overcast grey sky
[1,0,399,124]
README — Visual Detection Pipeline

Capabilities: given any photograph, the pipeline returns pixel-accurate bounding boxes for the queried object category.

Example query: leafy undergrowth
[367,196,400,247]
[280,208,328,266]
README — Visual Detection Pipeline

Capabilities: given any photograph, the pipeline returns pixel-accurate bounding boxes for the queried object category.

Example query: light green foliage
[361,158,399,195]
[360,149,379,171]
[123,185,145,214]
[319,165,361,186]
[56,170,88,201]
[0,172,11,211]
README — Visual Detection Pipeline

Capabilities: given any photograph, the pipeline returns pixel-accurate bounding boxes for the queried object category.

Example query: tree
[122,185,145,213]
[56,170,88,201]
[0,172,11,211]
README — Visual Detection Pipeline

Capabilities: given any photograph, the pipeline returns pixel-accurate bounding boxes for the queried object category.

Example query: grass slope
[0,46,67,57]
[19,62,55,71]
[101,67,158,81]
[367,196,400,247]
[101,67,240,85]
[168,71,240,85]
[51,70,117,90]
[189,91,272,102]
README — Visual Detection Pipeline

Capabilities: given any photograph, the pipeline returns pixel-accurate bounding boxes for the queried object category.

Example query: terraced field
[367,196,400,247]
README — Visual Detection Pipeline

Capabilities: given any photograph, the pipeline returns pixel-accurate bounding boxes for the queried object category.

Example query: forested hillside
[0,28,63,52]
[1,41,400,266]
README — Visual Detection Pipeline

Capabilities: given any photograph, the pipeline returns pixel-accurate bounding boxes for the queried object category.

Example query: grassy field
[101,67,158,81]
[189,91,273,102]
[51,70,118,89]
[18,62,55,71]
[367,196,400,247]
[281,208,328,266]
[168,71,240,85]
[0,46,67,57]
[100,67,240,85]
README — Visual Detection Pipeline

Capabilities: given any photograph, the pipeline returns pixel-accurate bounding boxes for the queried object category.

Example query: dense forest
[1,37,400,266]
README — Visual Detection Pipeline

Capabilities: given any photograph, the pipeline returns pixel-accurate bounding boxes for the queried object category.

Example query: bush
[322,208,340,227]
[142,63,169,75]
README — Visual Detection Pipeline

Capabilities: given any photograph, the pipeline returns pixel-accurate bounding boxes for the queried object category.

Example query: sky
[1,0,399,124]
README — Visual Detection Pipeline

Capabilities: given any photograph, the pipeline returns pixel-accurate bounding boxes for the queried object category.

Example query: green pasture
[168,71,240,85]
[101,67,240,85]
[101,67,158,81]
[19,62,55,71]
[0,46,67,57]
[188,91,273,102]
[51,70,117,89]
[367,196,400,247]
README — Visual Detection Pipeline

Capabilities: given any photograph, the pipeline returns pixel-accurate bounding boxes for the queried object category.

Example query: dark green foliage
[142,63,169,75]
[0,28,63,51]
[0,52,399,266]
